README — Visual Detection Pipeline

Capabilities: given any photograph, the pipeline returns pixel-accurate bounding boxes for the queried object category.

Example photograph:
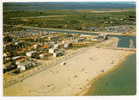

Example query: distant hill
[3,2,136,11]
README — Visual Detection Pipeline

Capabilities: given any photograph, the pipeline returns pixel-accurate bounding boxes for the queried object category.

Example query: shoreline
[78,52,135,96]
[4,39,136,96]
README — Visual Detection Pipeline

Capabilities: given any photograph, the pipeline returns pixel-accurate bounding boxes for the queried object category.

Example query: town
[3,30,110,87]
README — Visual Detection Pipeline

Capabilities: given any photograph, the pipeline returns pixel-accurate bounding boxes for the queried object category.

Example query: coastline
[4,46,135,96]
[78,52,135,96]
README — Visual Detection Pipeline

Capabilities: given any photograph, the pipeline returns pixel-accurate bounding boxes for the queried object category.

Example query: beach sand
[4,45,134,96]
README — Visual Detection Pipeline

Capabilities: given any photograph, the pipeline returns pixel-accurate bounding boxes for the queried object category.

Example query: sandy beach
[4,42,134,96]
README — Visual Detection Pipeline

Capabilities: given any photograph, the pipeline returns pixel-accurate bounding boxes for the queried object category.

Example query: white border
[0,0,3,98]
[0,0,138,100]
[1,0,137,2]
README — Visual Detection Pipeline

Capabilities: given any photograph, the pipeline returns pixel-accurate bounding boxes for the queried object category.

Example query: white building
[17,64,26,72]
[33,44,38,49]
[53,50,64,57]
[15,42,19,45]
[16,60,37,72]
[39,54,45,59]
[12,56,21,60]
[3,53,7,58]
[26,51,36,57]
[49,48,58,54]
[64,42,72,49]
[53,44,59,49]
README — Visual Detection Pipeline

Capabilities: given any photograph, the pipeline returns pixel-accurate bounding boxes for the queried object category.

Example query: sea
[87,53,136,95]
[3,2,136,11]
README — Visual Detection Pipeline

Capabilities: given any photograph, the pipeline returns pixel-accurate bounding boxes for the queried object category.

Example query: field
[3,9,135,32]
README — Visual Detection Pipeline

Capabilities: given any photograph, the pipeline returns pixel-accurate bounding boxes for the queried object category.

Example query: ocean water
[87,53,136,95]
[3,2,136,11]
[117,36,136,48]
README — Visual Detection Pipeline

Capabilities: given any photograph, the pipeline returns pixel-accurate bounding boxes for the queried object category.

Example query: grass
[3,9,136,32]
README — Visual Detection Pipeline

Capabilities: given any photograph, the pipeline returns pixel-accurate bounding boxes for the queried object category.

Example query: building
[53,50,64,57]
[26,51,36,57]
[42,45,49,49]
[39,54,44,59]
[64,42,72,49]
[3,61,16,73]
[97,34,109,40]
[53,44,59,49]
[17,60,37,72]
[17,64,26,72]
[33,44,38,49]
[39,53,50,59]
[3,53,9,63]
[15,57,26,65]
[49,48,58,54]
[12,56,22,60]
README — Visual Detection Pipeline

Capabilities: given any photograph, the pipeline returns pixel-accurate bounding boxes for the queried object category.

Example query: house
[97,34,109,40]
[26,51,36,57]
[4,57,11,63]
[17,64,26,72]
[49,48,58,54]
[42,45,49,49]
[3,61,16,73]
[17,60,37,72]
[91,38,98,41]
[64,42,72,49]
[14,42,19,45]
[33,44,38,49]
[3,53,8,62]
[15,57,26,65]
[39,54,45,59]
[12,56,22,60]
[53,50,64,57]
[39,53,50,59]
[53,44,59,49]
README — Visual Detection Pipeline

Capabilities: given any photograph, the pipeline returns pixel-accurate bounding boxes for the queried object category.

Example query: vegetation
[3,9,136,32]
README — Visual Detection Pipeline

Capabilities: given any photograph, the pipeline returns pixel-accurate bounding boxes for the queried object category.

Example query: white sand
[4,46,133,96]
